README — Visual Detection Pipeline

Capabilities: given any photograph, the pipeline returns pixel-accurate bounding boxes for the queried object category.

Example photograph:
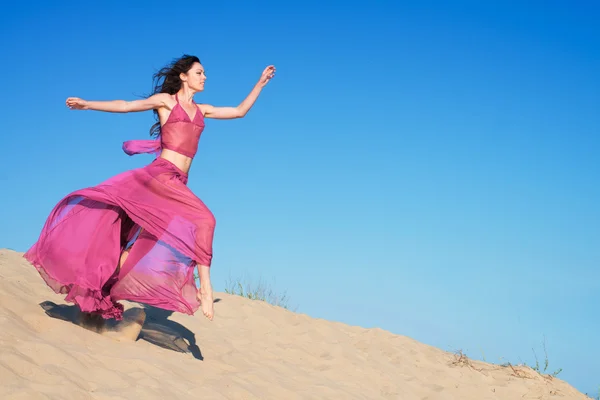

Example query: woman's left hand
[258,65,276,87]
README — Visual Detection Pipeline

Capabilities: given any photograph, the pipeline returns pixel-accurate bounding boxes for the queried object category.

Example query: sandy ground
[0,248,589,399]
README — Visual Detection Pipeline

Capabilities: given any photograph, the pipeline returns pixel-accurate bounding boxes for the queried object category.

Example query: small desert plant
[448,349,483,372]
[530,335,562,377]
[451,350,475,368]
[457,336,564,380]
[223,274,297,311]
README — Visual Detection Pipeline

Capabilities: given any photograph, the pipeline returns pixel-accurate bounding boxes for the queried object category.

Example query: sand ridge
[0,249,589,399]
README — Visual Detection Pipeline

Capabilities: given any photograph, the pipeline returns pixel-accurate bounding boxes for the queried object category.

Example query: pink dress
[24,95,214,320]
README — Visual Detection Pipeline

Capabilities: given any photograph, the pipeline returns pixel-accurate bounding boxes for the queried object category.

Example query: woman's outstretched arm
[199,65,275,120]
[65,93,170,113]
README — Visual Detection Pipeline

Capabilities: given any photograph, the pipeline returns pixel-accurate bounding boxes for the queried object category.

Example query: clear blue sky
[1,0,598,395]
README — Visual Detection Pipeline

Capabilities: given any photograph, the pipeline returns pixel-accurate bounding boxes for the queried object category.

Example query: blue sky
[1,0,598,395]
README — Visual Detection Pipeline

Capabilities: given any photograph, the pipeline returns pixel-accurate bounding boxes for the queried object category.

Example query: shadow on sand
[39,300,209,360]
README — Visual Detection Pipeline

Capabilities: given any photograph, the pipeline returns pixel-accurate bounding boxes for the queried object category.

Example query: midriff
[159,148,193,174]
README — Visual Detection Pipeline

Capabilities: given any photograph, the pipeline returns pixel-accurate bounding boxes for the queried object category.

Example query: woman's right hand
[66,97,89,110]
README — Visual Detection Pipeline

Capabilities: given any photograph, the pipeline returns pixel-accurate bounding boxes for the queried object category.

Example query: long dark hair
[148,54,201,137]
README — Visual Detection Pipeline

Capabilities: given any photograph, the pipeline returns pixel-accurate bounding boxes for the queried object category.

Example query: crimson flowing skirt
[24,157,215,320]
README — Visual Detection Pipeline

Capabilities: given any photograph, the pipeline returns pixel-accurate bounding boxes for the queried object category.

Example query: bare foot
[197,288,214,321]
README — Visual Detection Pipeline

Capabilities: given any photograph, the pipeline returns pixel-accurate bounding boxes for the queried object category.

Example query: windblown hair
[149,54,201,137]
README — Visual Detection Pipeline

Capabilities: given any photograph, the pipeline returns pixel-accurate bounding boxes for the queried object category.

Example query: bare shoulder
[150,93,179,117]
[196,103,211,116]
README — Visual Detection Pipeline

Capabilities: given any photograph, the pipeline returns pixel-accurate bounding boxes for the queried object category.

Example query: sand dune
[0,248,588,399]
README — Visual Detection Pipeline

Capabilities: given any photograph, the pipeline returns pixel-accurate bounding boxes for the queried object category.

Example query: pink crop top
[122,94,205,158]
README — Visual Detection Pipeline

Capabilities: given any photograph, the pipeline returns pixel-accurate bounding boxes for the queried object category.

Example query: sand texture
[0,249,588,399]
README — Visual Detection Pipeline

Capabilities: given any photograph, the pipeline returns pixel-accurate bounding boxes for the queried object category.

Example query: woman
[24,54,275,326]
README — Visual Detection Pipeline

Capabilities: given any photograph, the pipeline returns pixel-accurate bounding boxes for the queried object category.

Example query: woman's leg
[118,249,130,273]
[196,264,214,320]
[117,226,143,274]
